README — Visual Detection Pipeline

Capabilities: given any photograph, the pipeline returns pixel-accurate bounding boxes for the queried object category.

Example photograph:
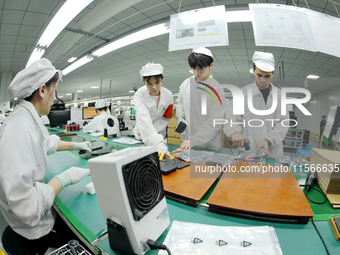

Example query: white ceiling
[1,0,340,103]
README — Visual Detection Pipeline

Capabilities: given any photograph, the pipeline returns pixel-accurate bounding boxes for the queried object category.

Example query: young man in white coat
[83,99,120,136]
[176,47,225,151]
[133,62,173,155]
[0,58,91,253]
[223,51,289,158]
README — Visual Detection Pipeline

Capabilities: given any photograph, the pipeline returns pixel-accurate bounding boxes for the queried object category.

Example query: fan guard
[122,152,164,221]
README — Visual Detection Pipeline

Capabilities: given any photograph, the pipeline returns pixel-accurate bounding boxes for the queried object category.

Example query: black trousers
[17,214,89,255]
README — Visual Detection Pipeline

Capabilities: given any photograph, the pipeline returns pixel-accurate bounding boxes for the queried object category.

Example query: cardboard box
[167,137,182,145]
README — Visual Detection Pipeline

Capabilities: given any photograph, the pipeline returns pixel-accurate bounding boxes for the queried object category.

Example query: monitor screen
[131,108,136,114]
[48,110,70,127]
[323,105,340,139]
[83,107,98,119]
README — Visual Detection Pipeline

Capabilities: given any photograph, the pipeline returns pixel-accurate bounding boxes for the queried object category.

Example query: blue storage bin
[297,149,312,157]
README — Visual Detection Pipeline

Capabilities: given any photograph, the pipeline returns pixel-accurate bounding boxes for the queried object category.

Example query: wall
[294,86,340,135]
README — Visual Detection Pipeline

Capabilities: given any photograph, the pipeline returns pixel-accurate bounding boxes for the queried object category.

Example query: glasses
[192,66,208,72]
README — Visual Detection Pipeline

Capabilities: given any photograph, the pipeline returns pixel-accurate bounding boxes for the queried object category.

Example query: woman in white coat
[83,99,120,136]
[0,59,92,254]
[133,62,173,155]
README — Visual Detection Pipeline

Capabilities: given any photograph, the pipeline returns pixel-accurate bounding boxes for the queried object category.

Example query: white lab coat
[176,76,226,150]
[0,100,60,239]
[223,82,289,158]
[133,86,173,146]
[0,113,6,123]
[41,115,50,125]
[83,111,120,136]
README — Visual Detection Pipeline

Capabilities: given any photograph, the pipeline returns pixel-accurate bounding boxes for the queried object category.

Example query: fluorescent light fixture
[38,0,94,48]
[66,93,72,96]
[68,57,77,63]
[93,23,169,57]
[14,98,18,100]
[91,86,99,89]
[225,10,252,23]
[62,55,94,75]
[26,48,46,67]
[26,0,94,67]
[77,90,83,93]
[129,90,135,93]
[58,96,64,98]
[307,75,319,80]
[250,69,253,73]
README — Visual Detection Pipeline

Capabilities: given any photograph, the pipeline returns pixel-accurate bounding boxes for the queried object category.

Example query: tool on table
[79,145,103,154]
[228,138,251,151]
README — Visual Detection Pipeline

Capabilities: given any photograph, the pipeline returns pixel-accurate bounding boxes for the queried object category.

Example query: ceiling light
[66,93,72,96]
[77,90,83,93]
[68,57,77,63]
[62,55,94,75]
[225,10,252,23]
[250,69,253,73]
[93,23,169,57]
[306,75,319,80]
[58,96,64,98]
[26,48,46,67]
[91,86,99,89]
[14,98,18,100]
[129,90,135,93]
[26,0,94,67]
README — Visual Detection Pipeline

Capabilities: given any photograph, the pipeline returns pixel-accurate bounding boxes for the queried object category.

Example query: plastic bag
[159,221,283,255]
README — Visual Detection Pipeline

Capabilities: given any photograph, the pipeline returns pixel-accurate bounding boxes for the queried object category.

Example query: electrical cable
[311,217,331,255]
[146,239,172,255]
[300,184,327,204]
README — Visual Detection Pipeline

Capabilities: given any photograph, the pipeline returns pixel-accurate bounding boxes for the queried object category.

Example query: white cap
[252,51,275,72]
[8,58,63,99]
[95,99,107,109]
[192,47,213,58]
[139,62,163,78]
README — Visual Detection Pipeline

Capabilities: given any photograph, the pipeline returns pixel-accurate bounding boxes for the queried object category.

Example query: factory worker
[133,62,173,155]
[0,111,6,123]
[122,107,131,129]
[82,99,120,136]
[176,47,225,151]
[0,58,92,254]
[223,51,289,158]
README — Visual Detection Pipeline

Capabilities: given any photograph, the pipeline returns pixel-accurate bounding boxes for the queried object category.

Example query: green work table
[46,129,340,254]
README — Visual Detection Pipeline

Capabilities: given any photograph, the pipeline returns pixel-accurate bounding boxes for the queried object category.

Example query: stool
[2,226,47,255]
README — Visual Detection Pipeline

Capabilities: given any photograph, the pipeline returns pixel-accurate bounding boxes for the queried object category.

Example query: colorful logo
[196,82,223,106]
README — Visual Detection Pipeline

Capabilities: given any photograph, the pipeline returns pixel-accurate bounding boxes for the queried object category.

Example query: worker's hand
[231,132,244,148]
[180,139,194,151]
[257,139,271,156]
[73,141,92,152]
[157,142,169,155]
[56,167,90,188]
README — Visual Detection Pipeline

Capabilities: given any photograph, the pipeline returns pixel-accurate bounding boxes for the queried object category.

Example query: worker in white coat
[176,47,225,151]
[223,51,289,158]
[0,58,92,254]
[83,99,120,136]
[133,62,173,155]
[0,111,6,123]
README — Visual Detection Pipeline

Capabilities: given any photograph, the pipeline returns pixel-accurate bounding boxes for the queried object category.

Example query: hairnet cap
[139,62,163,78]
[95,99,107,109]
[192,47,213,58]
[8,58,63,100]
[252,51,275,72]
